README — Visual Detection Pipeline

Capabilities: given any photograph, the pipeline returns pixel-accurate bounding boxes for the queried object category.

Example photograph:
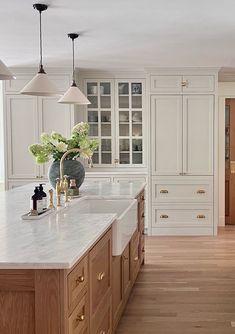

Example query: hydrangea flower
[29,122,98,164]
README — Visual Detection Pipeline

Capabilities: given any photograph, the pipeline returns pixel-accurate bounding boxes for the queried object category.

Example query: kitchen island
[0,181,145,334]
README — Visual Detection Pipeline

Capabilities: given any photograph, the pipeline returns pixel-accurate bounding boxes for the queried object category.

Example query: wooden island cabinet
[0,190,145,334]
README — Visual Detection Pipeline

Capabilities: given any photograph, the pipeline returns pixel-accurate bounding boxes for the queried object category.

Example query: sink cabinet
[0,190,145,334]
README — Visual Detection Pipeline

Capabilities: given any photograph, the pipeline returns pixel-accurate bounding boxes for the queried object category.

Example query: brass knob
[181,80,189,87]
[197,215,205,219]
[98,272,105,281]
[134,256,139,262]
[160,214,168,219]
[76,314,85,322]
[76,275,85,284]
[197,190,206,194]
[160,189,168,194]
[123,255,128,261]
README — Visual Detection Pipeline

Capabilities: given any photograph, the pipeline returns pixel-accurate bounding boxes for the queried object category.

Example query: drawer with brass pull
[68,255,88,312]
[153,204,213,227]
[152,176,213,203]
[68,293,88,334]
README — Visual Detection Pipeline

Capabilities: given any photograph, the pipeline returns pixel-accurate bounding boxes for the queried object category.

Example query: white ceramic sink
[77,198,138,256]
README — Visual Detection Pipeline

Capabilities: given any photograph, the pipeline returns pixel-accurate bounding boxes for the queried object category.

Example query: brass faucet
[56,148,93,206]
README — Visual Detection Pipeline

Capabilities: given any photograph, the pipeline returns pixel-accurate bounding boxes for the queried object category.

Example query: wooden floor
[116,227,235,334]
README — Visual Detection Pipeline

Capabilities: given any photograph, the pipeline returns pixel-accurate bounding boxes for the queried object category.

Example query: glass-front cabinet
[86,81,114,165]
[85,79,145,167]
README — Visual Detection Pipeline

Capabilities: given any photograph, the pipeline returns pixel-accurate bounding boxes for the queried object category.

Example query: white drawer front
[150,75,182,93]
[113,177,147,183]
[152,177,213,203]
[152,205,213,227]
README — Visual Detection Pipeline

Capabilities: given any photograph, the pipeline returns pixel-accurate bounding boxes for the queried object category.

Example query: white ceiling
[2,0,235,70]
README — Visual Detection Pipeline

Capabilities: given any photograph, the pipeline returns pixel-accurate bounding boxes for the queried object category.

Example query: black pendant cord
[72,38,76,86]
[38,9,45,73]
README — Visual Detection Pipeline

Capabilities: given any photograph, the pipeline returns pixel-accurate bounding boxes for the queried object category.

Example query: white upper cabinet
[85,79,145,168]
[183,95,214,175]
[182,76,214,93]
[151,95,183,175]
[6,95,39,179]
[150,75,182,93]
[150,75,215,93]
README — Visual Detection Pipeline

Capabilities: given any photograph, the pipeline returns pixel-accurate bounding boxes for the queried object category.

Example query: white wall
[0,81,4,185]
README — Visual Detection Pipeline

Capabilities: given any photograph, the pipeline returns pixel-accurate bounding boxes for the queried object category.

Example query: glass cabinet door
[86,81,114,166]
[117,81,144,166]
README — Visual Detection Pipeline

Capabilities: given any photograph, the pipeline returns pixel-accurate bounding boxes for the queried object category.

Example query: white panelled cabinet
[149,69,218,236]
[85,78,145,167]
[151,94,214,176]
[4,69,74,189]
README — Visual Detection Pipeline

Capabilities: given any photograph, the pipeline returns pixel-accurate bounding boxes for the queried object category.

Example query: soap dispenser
[39,183,47,210]
[30,186,43,215]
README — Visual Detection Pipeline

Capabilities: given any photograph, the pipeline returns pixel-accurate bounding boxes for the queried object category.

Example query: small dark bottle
[30,187,43,214]
[39,183,47,210]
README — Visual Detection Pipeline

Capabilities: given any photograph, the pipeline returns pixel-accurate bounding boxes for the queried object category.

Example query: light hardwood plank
[116,227,235,333]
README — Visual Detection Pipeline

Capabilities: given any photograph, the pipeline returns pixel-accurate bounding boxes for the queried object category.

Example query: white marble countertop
[0,181,145,270]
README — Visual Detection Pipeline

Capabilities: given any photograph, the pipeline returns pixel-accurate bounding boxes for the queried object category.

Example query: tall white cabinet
[149,69,218,235]
[3,69,74,189]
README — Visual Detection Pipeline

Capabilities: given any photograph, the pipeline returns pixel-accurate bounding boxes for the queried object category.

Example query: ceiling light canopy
[20,3,59,97]
[0,60,15,80]
[58,33,90,105]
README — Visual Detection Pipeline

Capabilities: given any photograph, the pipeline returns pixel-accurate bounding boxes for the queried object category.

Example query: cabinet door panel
[39,97,72,177]
[150,75,182,93]
[183,95,214,175]
[6,95,39,178]
[183,75,214,93]
[151,95,183,175]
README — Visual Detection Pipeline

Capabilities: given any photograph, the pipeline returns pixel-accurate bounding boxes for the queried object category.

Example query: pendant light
[58,33,90,104]
[20,3,59,96]
[0,60,15,80]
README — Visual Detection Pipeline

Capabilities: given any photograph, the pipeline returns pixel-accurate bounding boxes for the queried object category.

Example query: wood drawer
[89,229,112,315]
[68,293,88,334]
[130,229,140,282]
[95,297,112,334]
[152,204,213,228]
[152,177,213,203]
[68,255,88,312]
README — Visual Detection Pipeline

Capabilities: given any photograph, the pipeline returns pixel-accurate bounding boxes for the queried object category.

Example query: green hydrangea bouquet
[29,122,98,164]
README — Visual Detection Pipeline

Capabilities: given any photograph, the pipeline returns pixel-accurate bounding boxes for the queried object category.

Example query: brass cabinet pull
[76,314,85,322]
[197,215,206,219]
[181,80,189,87]
[160,214,168,219]
[76,275,85,284]
[97,272,105,281]
[123,255,129,261]
[197,189,206,194]
[134,256,139,262]
[160,189,168,194]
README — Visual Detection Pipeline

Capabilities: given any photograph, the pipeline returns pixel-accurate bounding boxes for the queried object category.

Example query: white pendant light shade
[0,60,15,80]
[58,83,90,104]
[20,3,59,97]
[58,33,90,105]
[20,72,59,96]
